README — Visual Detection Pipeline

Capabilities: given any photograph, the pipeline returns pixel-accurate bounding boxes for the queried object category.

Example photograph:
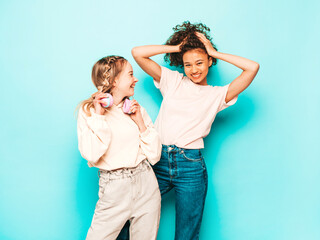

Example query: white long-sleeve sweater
[77,102,162,170]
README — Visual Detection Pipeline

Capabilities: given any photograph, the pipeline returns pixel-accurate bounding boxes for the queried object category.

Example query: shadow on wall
[201,94,256,238]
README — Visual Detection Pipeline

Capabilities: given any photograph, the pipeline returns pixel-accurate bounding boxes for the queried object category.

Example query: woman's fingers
[195,31,205,38]
[195,32,216,55]
[131,99,138,105]
[97,94,106,100]
[195,32,209,43]
[130,106,138,113]
[94,92,109,100]
[129,100,140,114]
[97,100,106,104]
[130,100,140,108]
[179,36,188,46]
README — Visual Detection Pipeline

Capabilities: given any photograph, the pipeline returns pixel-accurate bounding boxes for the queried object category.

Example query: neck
[198,77,208,86]
[112,91,125,105]
[199,80,208,86]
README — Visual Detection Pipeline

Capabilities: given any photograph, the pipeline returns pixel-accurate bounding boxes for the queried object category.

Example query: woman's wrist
[137,121,147,132]
[133,116,146,132]
[164,45,180,53]
[208,50,221,59]
[139,125,147,133]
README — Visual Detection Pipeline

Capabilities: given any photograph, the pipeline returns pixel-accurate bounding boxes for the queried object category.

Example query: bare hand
[93,92,108,115]
[195,32,217,56]
[129,99,146,131]
[177,36,188,51]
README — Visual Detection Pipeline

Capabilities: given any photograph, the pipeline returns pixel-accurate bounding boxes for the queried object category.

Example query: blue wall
[1,0,319,239]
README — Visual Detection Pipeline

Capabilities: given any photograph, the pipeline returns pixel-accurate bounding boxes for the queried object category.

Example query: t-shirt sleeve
[217,84,238,112]
[153,66,183,97]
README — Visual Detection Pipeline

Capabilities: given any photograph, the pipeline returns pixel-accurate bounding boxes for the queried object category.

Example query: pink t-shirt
[154,66,238,149]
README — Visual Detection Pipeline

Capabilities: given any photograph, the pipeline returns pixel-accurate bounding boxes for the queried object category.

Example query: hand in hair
[177,36,187,50]
[129,99,147,133]
[195,32,218,57]
[93,92,108,115]
[164,21,218,67]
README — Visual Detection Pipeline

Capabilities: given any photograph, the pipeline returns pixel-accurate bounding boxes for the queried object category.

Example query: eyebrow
[184,59,204,64]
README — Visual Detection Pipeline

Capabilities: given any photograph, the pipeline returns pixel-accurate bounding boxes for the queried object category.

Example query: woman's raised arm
[196,32,260,103]
[131,45,180,82]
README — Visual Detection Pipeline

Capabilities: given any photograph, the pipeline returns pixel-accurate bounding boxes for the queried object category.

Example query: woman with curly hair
[119,21,259,240]
[77,56,162,240]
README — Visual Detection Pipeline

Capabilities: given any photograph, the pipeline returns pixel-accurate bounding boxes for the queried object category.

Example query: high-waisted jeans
[117,145,208,240]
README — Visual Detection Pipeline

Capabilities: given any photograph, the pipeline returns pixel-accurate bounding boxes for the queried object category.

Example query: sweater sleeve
[77,108,111,164]
[139,107,162,165]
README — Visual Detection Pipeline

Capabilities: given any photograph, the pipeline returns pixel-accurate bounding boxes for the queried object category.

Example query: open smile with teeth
[191,73,201,79]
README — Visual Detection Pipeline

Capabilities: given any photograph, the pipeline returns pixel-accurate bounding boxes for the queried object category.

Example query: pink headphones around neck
[100,93,132,114]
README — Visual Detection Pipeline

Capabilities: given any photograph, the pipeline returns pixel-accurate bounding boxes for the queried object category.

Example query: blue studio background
[1,0,319,239]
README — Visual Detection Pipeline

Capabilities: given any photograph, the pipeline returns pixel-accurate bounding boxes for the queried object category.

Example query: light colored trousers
[86,160,161,240]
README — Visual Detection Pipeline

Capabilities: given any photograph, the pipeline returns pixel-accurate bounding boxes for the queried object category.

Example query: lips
[191,73,201,79]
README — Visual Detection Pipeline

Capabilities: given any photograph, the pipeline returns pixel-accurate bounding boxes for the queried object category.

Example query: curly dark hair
[164,21,218,68]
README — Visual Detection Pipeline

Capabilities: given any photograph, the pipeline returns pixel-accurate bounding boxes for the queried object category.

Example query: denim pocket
[181,149,202,162]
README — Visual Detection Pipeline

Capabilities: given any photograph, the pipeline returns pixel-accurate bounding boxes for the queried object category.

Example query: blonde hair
[78,56,128,116]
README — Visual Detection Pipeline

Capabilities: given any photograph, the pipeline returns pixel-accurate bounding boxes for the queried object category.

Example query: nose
[134,76,138,82]
[191,65,198,73]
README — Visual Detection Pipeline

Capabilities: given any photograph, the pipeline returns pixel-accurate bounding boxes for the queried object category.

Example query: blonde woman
[77,56,161,240]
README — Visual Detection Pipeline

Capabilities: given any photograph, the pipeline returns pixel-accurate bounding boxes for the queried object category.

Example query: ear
[112,78,118,87]
[208,56,213,67]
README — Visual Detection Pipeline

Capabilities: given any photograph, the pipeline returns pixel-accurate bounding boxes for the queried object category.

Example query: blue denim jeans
[117,145,208,240]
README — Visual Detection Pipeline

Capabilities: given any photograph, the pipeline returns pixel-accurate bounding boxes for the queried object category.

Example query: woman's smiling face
[113,62,138,97]
[182,48,212,85]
